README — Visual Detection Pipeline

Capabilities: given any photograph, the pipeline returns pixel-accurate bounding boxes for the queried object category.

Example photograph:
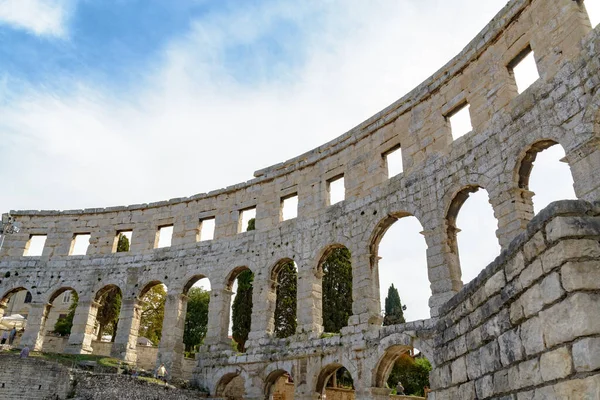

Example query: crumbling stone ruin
[1,0,599,399]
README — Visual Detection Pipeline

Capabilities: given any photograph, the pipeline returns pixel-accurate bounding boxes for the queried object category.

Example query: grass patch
[138,376,167,386]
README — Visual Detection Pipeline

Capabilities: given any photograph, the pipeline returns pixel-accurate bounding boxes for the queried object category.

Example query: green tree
[387,353,432,396]
[183,287,210,352]
[274,261,297,338]
[247,217,256,231]
[116,233,130,252]
[322,247,353,333]
[95,287,122,341]
[139,284,167,345]
[383,283,406,326]
[54,291,78,335]
[232,270,253,352]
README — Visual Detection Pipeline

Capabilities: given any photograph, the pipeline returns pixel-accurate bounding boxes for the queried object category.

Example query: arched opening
[316,364,355,398]
[374,346,432,396]
[518,141,576,214]
[271,259,297,338]
[182,275,211,358]
[227,267,254,353]
[318,246,352,333]
[138,281,167,347]
[371,213,429,323]
[215,372,245,400]
[93,285,122,343]
[265,369,294,399]
[0,288,32,345]
[45,288,78,349]
[447,186,500,285]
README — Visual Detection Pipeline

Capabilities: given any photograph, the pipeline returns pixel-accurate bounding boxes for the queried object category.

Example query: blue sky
[0,0,593,320]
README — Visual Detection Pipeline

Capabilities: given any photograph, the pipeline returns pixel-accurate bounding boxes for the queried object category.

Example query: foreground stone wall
[0,0,599,399]
[430,201,600,399]
[0,355,71,400]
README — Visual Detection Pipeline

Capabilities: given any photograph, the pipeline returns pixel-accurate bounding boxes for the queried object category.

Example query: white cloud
[0,0,73,38]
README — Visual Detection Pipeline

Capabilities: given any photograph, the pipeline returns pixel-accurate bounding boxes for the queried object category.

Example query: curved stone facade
[1,0,600,399]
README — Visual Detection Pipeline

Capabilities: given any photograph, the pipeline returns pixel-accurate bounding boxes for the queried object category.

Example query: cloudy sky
[1,0,596,321]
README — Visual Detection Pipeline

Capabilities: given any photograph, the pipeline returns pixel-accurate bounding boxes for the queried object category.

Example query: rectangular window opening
[24,235,46,257]
[447,103,473,140]
[70,233,91,256]
[62,291,72,304]
[114,230,132,253]
[384,146,403,178]
[238,208,256,233]
[199,217,216,241]
[155,225,173,248]
[281,194,298,221]
[328,175,345,206]
[509,47,539,94]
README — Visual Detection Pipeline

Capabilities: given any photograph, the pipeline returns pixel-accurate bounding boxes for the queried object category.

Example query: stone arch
[94,284,121,301]
[0,286,32,305]
[225,266,254,353]
[373,344,414,388]
[368,212,429,323]
[315,243,348,275]
[268,258,297,338]
[264,368,294,398]
[182,274,210,295]
[445,184,500,286]
[138,280,165,299]
[0,286,33,319]
[215,370,246,399]
[315,362,355,395]
[225,266,253,290]
[516,139,563,190]
[317,244,353,333]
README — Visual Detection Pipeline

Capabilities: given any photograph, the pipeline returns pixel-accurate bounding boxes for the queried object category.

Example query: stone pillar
[156,292,187,378]
[490,187,534,249]
[568,140,600,202]
[246,278,277,351]
[110,298,142,364]
[64,299,100,354]
[424,226,461,317]
[356,387,392,400]
[204,284,233,348]
[296,263,323,335]
[19,302,49,351]
[348,251,383,329]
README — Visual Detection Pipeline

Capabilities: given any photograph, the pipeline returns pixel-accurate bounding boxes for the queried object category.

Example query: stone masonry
[1,0,600,398]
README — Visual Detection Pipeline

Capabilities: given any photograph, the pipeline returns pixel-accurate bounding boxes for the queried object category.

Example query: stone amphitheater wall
[1,0,600,399]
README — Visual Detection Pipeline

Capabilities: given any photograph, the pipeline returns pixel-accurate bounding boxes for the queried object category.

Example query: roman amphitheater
[1,0,600,398]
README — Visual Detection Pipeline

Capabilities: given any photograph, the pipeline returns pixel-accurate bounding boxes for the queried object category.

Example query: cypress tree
[232,270,254,352]
[116,233,130,252]
[322,247,353,333]
[274,261,297,338]
[383,283,406,326]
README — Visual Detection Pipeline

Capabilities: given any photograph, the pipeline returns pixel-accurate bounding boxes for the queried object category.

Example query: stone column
[203,284,233,349]
[424,225,461,317]
[156,292,187,378]
[246,277,277,351]
[348,251,383,330]
[490,187,534,249]
[110,298,142,364]
[19,302,49,351]
[64,299,100,354]
[296,263,323,335]
[568,140,600,202]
